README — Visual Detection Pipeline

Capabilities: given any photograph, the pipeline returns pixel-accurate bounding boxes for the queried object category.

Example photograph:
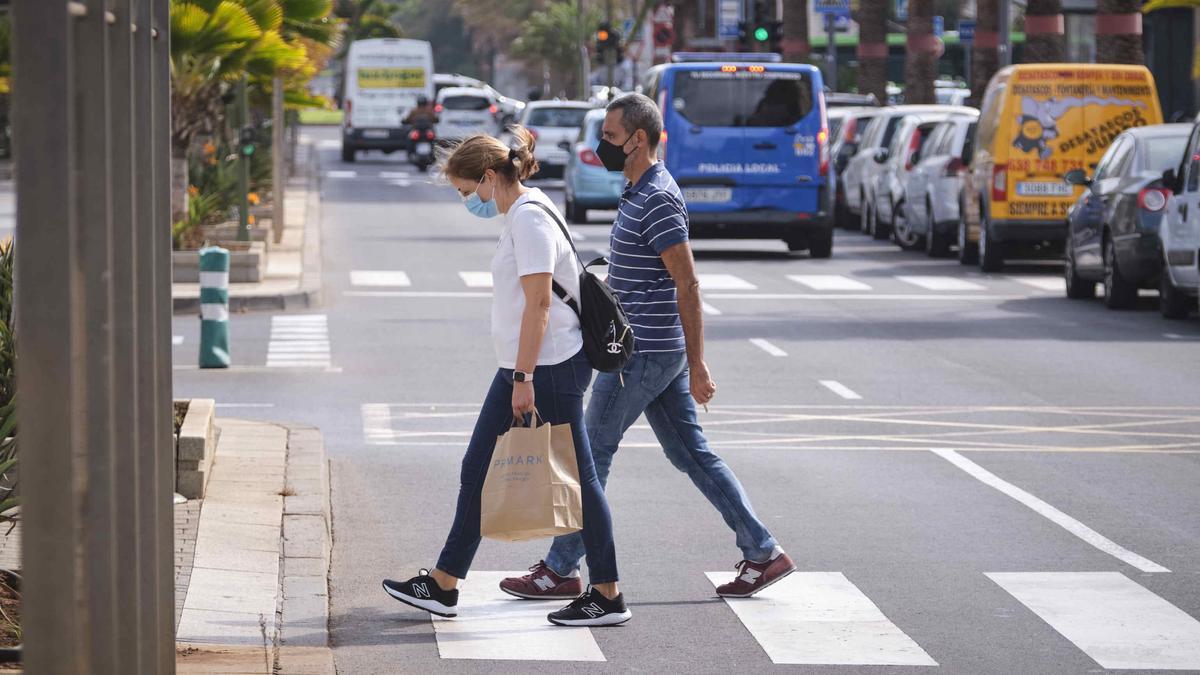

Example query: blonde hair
[440,126,539,184]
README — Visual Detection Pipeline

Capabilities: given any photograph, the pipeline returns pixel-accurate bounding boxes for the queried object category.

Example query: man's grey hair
[606,93,663,147]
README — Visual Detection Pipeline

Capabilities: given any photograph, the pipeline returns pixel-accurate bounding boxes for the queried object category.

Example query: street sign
[718,0,742,39]
[895,0,908,22]
[814,0,851,16]
[933,15,944,38]
[959,19,976,42]
[621,18,634,38]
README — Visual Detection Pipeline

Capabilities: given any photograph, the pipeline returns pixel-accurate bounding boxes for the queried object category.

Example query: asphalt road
[173,126,1200,674]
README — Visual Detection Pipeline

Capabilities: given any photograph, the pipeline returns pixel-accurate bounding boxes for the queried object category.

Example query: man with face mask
[501,94,793,601]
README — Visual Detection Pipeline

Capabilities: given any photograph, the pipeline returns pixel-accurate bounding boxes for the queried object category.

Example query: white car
[434,73,525,127]
[1160,118,1200,318]
[435,87,501,141]
[903,112,980,257]
[517,101,595,178]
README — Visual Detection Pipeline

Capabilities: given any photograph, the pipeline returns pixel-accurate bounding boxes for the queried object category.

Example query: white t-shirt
[491,189,583,368]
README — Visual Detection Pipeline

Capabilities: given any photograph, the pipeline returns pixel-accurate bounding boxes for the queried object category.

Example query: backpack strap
[517,200,582,316]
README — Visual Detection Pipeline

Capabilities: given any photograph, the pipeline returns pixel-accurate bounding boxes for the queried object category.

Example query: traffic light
[238,126,256,157]
[595,22,619,59]
[764,21,783,54]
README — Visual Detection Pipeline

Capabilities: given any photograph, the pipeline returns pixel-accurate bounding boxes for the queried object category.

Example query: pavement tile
[198,502,282,527]
[283,494,325,515]
[192,547,280,575]
[283,556,328,577]
[276,646,335,675]
[184,568,278,615]
[283,514,328,550]
[196,522,280,554]
[283,574,327,599]
[176,609,276,647]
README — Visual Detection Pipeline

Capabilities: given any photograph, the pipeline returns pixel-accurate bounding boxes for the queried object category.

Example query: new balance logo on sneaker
[580,603,605,618]
[547,588,632,627]
[716,551,797,598]
[739,569,762,585]
[412,583,430,599]
[533,576,556,591]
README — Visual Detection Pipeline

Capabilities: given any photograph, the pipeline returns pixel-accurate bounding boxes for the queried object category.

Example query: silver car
[1160,117,1200,318]
[517,101,595,179]
[903,113,979,257]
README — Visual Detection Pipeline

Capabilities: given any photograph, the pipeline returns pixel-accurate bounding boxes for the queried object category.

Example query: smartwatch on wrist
[513,370,534,384]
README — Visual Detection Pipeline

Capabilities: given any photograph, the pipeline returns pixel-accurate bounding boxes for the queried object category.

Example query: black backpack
[522,201,634,372]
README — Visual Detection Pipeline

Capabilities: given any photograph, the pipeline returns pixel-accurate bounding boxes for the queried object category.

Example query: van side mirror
[873,148,889,164]
[1063,169,1092,186]
[1162,168,1179,193]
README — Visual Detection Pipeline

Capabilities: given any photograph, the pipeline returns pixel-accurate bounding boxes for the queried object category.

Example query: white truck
[342,38,434,163]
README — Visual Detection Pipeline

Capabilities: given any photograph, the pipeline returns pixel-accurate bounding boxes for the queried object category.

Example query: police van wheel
[979,222,1004,272]
[958,219,979,265]
[808,229,833,259]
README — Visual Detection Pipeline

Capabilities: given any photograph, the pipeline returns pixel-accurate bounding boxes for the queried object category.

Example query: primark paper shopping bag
[480,415,583,542]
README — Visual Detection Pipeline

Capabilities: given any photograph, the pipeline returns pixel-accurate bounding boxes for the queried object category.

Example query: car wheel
[1159,268,1192,319]
[808,228,833,258]
[1102,235,1137,309]
[341,145,356,163]
[565,196,584,224]
[859,191,870,234]
[871,201,890,240]
[925,198,951,257]
[893,201,922,251]
[957,214,978,265]
[979,218,1004,272]
[1064,244,1095,299]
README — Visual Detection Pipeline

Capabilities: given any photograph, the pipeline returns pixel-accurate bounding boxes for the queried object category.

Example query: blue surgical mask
[463,174,499,218]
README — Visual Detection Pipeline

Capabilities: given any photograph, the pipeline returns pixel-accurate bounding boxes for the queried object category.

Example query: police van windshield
[672,70,814,127]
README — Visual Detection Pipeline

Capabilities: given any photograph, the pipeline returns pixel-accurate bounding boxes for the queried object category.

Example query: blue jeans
[436,350,619,584]
[545,350,778,576]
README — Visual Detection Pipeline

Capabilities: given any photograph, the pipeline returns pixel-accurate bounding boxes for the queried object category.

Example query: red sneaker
[715,552,797,598]
[499,561,583,600]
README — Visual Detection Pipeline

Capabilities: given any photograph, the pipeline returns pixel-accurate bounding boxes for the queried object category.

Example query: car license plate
[415,142,431,154]
[362,129,389,139]
[684,187,732,203]
[1016,181,1072,197]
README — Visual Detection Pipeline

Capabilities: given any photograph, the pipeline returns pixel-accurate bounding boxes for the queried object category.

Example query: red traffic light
[597,29,610,42]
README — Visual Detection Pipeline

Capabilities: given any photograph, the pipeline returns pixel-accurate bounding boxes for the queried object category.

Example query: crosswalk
[267,314,331,369]
[414,568,1200,668]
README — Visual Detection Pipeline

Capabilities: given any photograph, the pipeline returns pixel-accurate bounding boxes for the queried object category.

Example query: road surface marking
[820,380,862,400]
[316,139,340,149]
[787,274,873,291]
[361,404,395,445]
[707,572,936,666]
[701,301,722,316]
[749,338,787,357]
[267,315,331,369]
[431,571,604,661]
[379,171,411,179]
[214,403,275,408]
[896,275,987,291]
[172,335,184,346]
[988,572,1200,670]
[323,170,357,179]
[350,270,411,287]
[386,179,412,188]
[704,293,1026,301]
[698,273,757,290]
[344,291,492,299]
[933,449,1169,572]
[1008,276,1064,292]
[458,271,494,288]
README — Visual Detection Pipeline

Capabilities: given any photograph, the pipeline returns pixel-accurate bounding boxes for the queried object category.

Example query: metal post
[272,77,285,243]
[237,76,251,241]
[826,14,838,92]
[964,39,972,87]
[998,0,1011,67]
[606,0,616,89]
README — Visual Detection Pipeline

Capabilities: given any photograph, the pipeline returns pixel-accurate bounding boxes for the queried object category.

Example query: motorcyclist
[403,95,439,127]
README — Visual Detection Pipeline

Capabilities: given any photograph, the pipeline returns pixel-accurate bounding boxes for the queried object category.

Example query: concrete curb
[176,398,217,499]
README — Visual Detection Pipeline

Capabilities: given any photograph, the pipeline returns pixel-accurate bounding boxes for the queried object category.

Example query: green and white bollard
[198,246,231,368]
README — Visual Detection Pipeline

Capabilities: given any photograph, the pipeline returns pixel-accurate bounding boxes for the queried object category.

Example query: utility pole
[605,0,616,90]
[237,76,251,241]
[997,0,1011,67]
[826,14,838,91]
[578,0,590,99]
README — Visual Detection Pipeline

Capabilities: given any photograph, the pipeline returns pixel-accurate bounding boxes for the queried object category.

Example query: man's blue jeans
[544,350,778,576]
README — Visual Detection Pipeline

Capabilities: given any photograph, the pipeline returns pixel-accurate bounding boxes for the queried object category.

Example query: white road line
[458,271,494,288]
[350,270,412,287]
[988,572,1200,670]
[749,338,787,357]
[704,293,1025,301]
[324,170,357,179]
[386,179,413,188]
[707,572,936,666]
[432,571,604,661]
[214,403,276,408]
[701,301,722,316]
[361,404,396,445]
[379,170,411,179]
[896,275,987,291]
[933,449,1169,572]
[172,335,184,346]
[316,139,341,149]
[699,273,758,290]
[1009,276,1065,292]
[819,380,862,400]
[787,274,873,291]
[267,314,331,369]
[344,290,492,298]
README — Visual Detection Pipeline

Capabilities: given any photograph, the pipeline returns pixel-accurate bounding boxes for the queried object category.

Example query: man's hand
[689,360,716,406]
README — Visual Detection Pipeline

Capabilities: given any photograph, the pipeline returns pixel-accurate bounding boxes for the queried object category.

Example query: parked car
[826,92,880,108]
[829,107,886,229]
[1159,118,1200,318]
[964,63,1164,272]
[1063,125,1193,313]
[516,100,594,178]
[434,87,502,141]
[434,73,525,127]
[902,113,980,258]
[564,108,625,223]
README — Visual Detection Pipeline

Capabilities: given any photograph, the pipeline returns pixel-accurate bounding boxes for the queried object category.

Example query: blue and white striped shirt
[607,163,689,354]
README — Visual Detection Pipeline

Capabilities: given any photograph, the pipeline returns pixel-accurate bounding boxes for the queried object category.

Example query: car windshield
[1144,136,1189,172]
[526,107,590,128]
[442,95,490,111]
[672,70,814,127]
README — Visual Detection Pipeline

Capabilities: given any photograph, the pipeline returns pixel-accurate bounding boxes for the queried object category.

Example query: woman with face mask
[381,126,631,627]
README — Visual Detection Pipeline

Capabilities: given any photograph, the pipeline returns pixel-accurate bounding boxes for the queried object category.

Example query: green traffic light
[242,145,255,156]
[754,26,769,41]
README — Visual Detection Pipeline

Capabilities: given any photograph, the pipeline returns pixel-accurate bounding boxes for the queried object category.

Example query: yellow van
[963,64,1163,271]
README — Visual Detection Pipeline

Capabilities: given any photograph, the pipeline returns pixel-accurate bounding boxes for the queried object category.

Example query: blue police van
[640,54,833,256]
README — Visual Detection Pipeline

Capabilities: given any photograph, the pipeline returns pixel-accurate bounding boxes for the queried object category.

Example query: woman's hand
[512,381,536,420]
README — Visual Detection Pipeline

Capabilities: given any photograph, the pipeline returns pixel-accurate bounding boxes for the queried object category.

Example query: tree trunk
[1024,0,1065,63]
[904,0,936,104]
[855,0,889,103]
[170,149,188,227]
[1096,0,1143,64]
[971,0,1000,107]
[672,1,693,53]
[782,0,811,62]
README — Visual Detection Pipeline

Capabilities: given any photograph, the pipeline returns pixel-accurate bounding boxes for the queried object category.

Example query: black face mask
[596,132,635,172]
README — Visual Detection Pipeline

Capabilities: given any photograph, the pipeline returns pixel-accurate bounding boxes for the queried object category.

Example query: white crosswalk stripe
[698,273,757,290]
[324,170,357,179]
[361,403,396,445]
[787,274,873,291]
[988,572,1200,670]
[896,275,987,291]
[350,270,411,287]
[1009,276,1065,292]
[708,572,937,666]
[267,315,330,369]
[458,271,494,288]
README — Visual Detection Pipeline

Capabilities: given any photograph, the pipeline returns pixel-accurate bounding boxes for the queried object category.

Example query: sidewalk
[172,139,323,314]
[175,418,333,675]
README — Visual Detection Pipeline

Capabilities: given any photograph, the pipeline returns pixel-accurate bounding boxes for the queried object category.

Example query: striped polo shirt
[607,162,690,354]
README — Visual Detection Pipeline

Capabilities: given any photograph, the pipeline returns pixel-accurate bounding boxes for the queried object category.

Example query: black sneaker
[547,588,632,627]
[382,569,459,618]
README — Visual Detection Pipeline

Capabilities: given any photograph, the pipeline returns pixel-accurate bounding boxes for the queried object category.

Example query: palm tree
[782,0,810,63]
[904,0,935,103]
[1096,0,1143,64]
[855,0,888,103]
[970,0,999,107]
[1023,0,1065,62]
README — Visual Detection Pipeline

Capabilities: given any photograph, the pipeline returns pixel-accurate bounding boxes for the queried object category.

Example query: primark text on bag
[480,415,583,542]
